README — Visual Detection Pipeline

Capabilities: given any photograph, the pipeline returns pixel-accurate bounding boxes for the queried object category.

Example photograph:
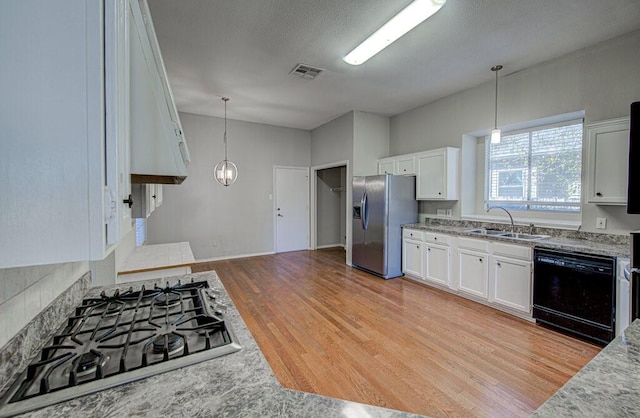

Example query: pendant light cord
[222,97,229,161]
[491,65,502,130]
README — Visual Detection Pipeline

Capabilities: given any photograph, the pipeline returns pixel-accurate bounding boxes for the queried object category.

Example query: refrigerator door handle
[362,192,368,230]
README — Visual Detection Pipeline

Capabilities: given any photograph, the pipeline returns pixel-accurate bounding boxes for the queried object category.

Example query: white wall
[147,112,311,260]
[390,30,640,234]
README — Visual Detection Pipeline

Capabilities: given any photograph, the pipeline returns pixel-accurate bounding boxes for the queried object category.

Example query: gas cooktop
[0,279,241,418]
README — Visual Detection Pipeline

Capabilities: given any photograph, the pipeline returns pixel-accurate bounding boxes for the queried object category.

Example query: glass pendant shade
[214,97,238,186]
[490,128,501,144]
[214,159,238,186]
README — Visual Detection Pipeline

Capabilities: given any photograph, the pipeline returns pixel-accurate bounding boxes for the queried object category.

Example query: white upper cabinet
[0,0,178,268]
[129,0,190,184]
[586,118,630,205]
[416,147,460,200]
[377,158,396,175]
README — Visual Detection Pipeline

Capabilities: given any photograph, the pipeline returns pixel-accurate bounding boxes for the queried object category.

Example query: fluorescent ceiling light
[343,0,446,66]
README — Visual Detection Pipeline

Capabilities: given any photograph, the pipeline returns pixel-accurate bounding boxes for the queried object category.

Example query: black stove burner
[153,292,181,309]
[72,351,108,378]
[151,333,185,356]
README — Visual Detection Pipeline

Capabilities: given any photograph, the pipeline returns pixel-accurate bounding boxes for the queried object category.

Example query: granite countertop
[402,222,630,258]
[533,319,640,417]
[15,271,423,418]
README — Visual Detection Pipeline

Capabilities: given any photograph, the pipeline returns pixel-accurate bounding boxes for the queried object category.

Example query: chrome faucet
[487,206,515,233]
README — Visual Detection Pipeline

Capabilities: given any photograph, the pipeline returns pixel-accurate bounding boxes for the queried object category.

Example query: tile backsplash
[0,261,89,348]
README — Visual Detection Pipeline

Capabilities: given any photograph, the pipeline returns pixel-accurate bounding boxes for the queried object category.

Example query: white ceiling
[148,0,640,130]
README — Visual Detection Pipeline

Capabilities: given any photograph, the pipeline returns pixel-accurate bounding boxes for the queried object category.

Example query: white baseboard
[196,251,275,263]
[316,244,344,249]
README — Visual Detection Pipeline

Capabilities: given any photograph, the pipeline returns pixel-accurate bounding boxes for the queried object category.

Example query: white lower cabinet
[489,242,532,313]
[402,239,423,278]
[402,228,533,319]
[458,249,489,299]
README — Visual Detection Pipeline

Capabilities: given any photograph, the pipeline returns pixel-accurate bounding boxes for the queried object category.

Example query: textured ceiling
[148,0,640,130]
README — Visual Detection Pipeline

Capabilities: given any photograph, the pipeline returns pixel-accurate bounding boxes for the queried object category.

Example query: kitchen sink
[465,228,549,241]
[465,228,509,236]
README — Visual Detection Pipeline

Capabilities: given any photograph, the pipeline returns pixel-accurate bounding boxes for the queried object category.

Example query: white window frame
[484,118,584,213]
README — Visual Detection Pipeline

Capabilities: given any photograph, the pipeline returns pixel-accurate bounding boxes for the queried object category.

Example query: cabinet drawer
[403,229,424,241]
[491,242,532,260]
[458,237,489,252]
[424,232,451,246]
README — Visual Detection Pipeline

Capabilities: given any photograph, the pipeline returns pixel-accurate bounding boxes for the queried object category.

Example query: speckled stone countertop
[533,319,640,417]
[9,271,423,418]
[403,220,630,258]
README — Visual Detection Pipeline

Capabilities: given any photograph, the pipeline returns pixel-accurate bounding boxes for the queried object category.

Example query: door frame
[273,166,310,253]
[310,160,351,265]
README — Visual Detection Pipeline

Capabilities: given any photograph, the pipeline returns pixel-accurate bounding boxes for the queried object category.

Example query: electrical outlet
[445,209,452,218]
[596,217,607,229]
[436,209,446,216]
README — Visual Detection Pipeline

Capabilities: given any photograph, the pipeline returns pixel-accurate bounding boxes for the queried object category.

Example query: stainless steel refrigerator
[352,174,417,279]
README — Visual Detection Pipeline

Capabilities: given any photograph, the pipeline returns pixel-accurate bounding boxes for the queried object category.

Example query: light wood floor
[194,248,600,417]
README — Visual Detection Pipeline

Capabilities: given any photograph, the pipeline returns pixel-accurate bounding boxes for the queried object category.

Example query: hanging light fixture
[490,65,503,144]
[214,97,238,186]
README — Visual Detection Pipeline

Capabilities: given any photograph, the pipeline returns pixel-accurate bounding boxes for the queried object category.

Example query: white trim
[316,244,344,249]
[310,160,351,265]
[196,251,276,263]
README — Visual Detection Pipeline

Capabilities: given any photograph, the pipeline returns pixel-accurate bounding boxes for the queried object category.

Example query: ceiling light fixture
[343,0,447,66]
[214,97,238,186]
[490,65,503,144]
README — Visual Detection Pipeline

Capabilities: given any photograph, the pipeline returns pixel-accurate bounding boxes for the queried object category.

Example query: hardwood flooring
[193,248,600,417]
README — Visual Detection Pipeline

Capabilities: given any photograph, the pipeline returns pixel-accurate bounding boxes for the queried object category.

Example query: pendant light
[490,65,503,144]
[214,97,238,186]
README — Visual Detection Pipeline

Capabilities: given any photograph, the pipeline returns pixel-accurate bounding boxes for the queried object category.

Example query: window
[135,218,146,246]
[486,119,583,212]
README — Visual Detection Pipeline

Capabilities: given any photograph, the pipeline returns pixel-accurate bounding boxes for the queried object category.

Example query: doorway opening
[310,161,350,265]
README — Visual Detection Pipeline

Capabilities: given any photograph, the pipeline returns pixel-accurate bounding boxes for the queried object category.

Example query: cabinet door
[458,250,489,299]
[490,256,532,313]
[425,244,449,287]
[587,118,630,205]
[417,153,445,199]
[402,239,423,278]
[154,184,163,208]
[397,156,416,175]
[378,159,396,175]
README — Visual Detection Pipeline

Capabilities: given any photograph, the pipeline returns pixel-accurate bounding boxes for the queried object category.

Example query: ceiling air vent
[289,63,324,80]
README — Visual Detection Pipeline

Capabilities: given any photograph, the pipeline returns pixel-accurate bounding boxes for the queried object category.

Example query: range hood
[129,0,190,185]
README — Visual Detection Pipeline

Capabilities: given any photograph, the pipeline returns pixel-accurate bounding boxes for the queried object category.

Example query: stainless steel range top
[0,279,241,418]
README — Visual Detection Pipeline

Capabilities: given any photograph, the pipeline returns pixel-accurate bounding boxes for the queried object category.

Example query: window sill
[461,214,581,231]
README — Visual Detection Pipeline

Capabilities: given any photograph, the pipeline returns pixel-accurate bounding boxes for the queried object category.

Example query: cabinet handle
[123,194,134,208]
[596,192,603,197]
[434,237,438,241]
[479,258,483,263]
[427,248,431,252]
[438,192,442,195]
[416,245,420,249]
[152,195,157,199]
[497,262,501,267]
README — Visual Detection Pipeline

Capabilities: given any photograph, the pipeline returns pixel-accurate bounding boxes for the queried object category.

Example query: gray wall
[147,112,311,260]
[311,111,354,167]
[353,111,390,176]
[390,30,640,234]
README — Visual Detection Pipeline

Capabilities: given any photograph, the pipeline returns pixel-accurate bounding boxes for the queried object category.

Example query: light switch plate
[596,217,607,229]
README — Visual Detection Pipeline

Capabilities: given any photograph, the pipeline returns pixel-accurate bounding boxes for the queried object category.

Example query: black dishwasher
[533,248,616,345]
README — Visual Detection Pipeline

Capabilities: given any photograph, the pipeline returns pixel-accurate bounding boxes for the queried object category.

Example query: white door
[275,167,309,253]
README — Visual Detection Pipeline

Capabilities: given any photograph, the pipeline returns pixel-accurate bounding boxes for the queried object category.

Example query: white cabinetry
[489,243,532,313]
[378,158,396,175]
[402,230,423,278]
[423,233,451,287]
[416,147,460,200]
[457,238,489,299]
[132,184,163,218]
[0,0,133,268]
[377,155,416,175]
[0,0,179,268]
[586,118,630,205]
